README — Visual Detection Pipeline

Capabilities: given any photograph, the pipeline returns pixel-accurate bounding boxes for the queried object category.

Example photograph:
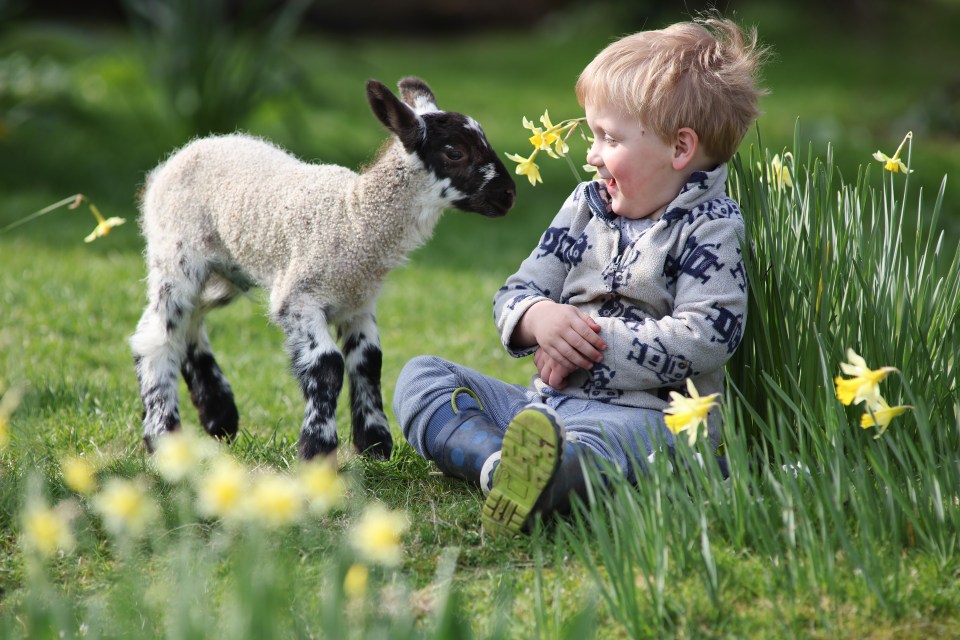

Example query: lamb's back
[142,134,358,286]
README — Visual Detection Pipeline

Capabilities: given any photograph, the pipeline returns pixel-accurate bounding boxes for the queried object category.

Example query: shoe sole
[481,405,562,536]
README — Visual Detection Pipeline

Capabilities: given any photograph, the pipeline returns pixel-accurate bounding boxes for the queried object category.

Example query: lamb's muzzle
[131,76,515,460]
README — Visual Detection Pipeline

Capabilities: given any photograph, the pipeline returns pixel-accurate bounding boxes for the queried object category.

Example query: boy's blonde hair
[576,17,767,163]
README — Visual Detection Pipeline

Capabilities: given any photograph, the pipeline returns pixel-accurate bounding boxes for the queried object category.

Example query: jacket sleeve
[592,216,748,390]
[493,186,583,358]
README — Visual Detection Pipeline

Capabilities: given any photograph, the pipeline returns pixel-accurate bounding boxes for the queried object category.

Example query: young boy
[393,17,766,535]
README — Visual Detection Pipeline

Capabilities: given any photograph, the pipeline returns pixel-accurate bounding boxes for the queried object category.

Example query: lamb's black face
[416,112,516,218]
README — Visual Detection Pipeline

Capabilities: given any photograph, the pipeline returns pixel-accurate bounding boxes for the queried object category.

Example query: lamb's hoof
[198,403,239,442]
[354,427,393,460]
[298,433,338,460]
[142,420,182,454]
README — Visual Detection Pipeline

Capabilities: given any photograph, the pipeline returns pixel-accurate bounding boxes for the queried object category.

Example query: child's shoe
[481,403,566,536]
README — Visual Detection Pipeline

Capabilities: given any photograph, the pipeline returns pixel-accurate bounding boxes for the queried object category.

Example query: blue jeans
[392,355,676,484]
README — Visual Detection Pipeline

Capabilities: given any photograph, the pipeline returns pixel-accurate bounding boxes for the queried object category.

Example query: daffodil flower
[507,111,589,186]
[83,203,126,243]
[505,151,542,186]
[247,471,304,529]
[21,499,75,557]
[151,428,216,483]
[834,348,897,406]
[343,563,369,600]
[351,502,409,567]
[872,132,913,174]
[758,152,793,189]
[92,477,159,539]
[860,397,912,437]
[196,455,249,522]
[299,458,346,515]
[663,378,720,446]
[61,455,97,495]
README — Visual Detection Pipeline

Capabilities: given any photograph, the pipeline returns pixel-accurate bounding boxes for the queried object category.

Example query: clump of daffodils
[505,110,593,186]
[834,348,912,437]
[663,378,720,446]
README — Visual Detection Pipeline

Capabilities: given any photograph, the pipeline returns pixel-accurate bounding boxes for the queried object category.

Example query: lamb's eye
[444,148,465,162]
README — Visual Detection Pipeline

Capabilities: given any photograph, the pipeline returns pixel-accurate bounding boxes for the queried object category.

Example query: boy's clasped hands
[516,300,606,390]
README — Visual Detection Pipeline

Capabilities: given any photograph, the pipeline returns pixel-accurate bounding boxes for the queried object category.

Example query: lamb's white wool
[131,77,515,461]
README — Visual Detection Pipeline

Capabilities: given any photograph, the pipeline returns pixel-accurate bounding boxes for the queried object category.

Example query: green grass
[2,4,960,638]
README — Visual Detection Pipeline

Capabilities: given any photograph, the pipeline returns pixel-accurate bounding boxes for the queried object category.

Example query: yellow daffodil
[524,115,560,152]
[872,132,913,174]
[0,384,23,449]
[21,499,75,557]
[758,152,793,190]
[663,378,720,446]
[834,348,897,406]
[299,458,346,516]
[861,397,912,436]
[92,477,159,539]
[351,503,409,567]
[61,455,97,495]
[343,563,369,600]
[505,151,542,186]
[196,455,249,522]
[151,428,216,483]
[247,471,304,529]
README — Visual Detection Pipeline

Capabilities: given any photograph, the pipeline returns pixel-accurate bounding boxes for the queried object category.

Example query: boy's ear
[672,128,699,171]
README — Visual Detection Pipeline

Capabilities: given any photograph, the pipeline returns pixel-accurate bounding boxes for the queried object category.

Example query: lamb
[130,76,516,460]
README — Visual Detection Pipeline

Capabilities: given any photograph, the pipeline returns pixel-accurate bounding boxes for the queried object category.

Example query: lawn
[2,2,960,638]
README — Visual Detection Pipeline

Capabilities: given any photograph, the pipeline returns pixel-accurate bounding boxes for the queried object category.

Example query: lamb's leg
[180,276,241,441]
[131,264,205,451]
[340,310,393,459]
[182,320,239,441]
[276,295,343,460]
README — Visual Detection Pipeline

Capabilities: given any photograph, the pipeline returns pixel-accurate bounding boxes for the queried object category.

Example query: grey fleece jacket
[493,164,747,444]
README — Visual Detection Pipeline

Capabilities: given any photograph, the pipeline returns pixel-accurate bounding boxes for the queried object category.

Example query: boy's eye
[604,135,617,144]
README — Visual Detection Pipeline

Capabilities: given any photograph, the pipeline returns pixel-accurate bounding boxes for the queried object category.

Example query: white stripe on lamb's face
[478,163,497,187]
[464,117,489,146]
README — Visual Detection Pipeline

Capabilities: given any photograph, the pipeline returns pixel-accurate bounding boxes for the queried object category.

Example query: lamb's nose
[504,186,516,208]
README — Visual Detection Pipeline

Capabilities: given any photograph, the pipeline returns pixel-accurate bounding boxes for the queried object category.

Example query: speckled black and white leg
[131,256,207,451]
[340,310,392,459]
[181,322,238,442]
[276,295,343,460]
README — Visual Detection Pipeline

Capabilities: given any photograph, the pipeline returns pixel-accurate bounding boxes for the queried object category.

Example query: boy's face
[584,103,685,220]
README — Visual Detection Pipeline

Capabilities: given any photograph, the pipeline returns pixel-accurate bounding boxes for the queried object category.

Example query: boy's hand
[515,300,606,380]
[534,347,577,389]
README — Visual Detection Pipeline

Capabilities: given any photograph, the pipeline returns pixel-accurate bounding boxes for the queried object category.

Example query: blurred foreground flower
[861,397,912,437]
[351,503,409,567]
[506,111,591,186]
[151,427,216,483]
[0,382,23,449]
[248,470,303,529]
[92,477,159,539]
[21,499,75,557]
[834,348,897,406]
[663,378,720,446]
[343,563,369,600]
[299,458,346,515]
[61,455,97,495]
[873,132,913,174]
[196,455,249,522]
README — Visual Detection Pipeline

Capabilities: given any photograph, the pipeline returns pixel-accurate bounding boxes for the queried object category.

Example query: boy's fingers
[572,327,605,361]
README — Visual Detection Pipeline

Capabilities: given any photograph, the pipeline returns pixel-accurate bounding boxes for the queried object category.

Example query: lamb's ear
[367,79,423,153]
[398,76,440,114]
